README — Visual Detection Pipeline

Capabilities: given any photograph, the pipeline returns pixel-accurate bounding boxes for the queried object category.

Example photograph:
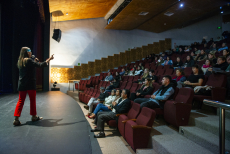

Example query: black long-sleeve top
[97,92,109,101]
[18,58,48,91]
[136,85,153,95]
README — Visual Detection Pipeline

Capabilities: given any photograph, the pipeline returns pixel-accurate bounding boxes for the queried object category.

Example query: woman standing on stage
[13,47,54,126]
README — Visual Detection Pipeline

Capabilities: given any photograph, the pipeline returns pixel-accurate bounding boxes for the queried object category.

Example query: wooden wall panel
[165,38,172,50]
[101,58,107,72]
[120,52,126,65]
[74,66,82,80]
[136,47,142,60]
[87,61,95,76]
[113,54,119,67]
[81,64,88,78]
[159,40,165,53]
[142,46,148,58]
[125,50,131,64]
[148,44,154,55]
[94,60,101,74]
[153,42,160,54]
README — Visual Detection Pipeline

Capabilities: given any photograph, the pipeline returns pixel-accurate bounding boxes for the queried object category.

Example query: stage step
[136,149,157,154]
[151,126,213,154]
[194,115,230,140]
[179,126,230,154]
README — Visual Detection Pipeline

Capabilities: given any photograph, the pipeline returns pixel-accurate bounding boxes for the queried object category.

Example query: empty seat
[184,67,192,77]
[128,76,134,82]
[156,69,165,76]
[125,82,133,90]
[124,107,156,151]
[130,83,138,93]
[133,76,140,82]
[164,87,194,127]
[164,69,174,75]
[122,76,129,81]
[119,82,127,90]
[118,103,141,137]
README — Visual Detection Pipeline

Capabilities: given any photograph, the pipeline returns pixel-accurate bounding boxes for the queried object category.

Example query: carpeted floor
[0,91,101,154]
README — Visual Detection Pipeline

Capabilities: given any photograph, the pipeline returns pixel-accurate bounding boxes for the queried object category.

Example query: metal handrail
[203,99,230,154]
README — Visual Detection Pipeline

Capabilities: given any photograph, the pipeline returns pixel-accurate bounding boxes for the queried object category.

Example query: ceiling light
[164,11,174,16]
[139,12,149,16]
[180,4,183,7]
[220,6,222,9]
[221,11,224,13]
[178,0,180,1]
[66,13,68,15]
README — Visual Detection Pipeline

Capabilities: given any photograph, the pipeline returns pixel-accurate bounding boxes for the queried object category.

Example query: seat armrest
[122,119,136,123]
[211,87,226,102]
[173,101,192,107]
[116,113,128,117]
[131,125,152,130]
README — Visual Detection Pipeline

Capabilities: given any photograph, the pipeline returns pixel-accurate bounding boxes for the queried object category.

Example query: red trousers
[14,90,37,117]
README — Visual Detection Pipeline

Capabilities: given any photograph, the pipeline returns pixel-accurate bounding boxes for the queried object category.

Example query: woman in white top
[128,67,136,76]
[134,66,143,76]
[89,89,121,119]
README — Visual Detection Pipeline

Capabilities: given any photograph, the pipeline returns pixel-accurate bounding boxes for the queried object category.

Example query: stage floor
[0,91,101,154]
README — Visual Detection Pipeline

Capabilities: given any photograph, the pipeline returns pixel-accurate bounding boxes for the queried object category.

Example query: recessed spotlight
[66,13,68,15]
[221,11,223,14]
[180,4,183,7]
[178,0,180,1]
[220,6,222,9]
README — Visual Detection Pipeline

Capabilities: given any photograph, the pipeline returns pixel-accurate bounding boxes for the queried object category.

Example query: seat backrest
[164,65,171,70]
[120,82,127,89]
[184,67,192,76]
[122,76,129,81]
[206,74,227,87]
[157,65,164,70]
[105,82,110,87]
[101,81,107,87]
[136,107,156,127]
[153,83,161,93]
[133,76,140,82]
[130,83,138,93]
[128,76,134,81]
[156,69,165,76]
[164,69,174,75]
[127,103,141,119]
[157,76,164,84]
[172,87,179,100]
[137,84,143,91]
[175,87,194,104]
[125,82,133,90]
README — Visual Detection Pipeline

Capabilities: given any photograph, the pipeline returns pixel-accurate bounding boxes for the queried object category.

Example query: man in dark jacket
[91,89,131,138]
[84,87,109,116]
[105,78,120,92]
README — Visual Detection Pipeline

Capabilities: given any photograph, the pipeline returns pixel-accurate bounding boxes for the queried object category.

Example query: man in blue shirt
[104,72,114,81]
[218,43,228,52]
[119,68,125,76]
[134,75,175,109]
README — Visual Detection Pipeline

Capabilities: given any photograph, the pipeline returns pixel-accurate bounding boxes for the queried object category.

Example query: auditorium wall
[50,14,226,67]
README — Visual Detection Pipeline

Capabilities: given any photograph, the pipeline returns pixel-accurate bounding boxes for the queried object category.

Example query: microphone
[31,55,39,62]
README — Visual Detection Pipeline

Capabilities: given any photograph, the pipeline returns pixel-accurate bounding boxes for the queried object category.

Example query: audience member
[207,53,217,64]
[183,55,195,68]
[138,63,144,70]
[92,89,131,138]
[84,87,109,117]
[134,75,175,109]
[173,57,183,68]
[203,43,210,54]
[130,78,153,101]
[194,47,201,54]
[201,38,207,44]
[154,57,158,63]
[161,53,167,60]
[184,46,190,52]
[201,59,212,74]
[172,68,186,88]
[128,67,136,76]
[105,78,120,92]
[223,49,230,58]
[131,64,137,71]
[119,68,126,76]
[218,43,228,52]
[134,66,143,76]
[139,68,150,82]
[184,65,204,88]
[114,72,121,81]
[216,36,222,41]
[208,56,229,72]
[156,57,164,66]
[89,89,120,119]
[104,72,114,81]
[208,38,214,44]
[163,56,173,66]
[209,43,217,53]
[178,48,184,55]
[149,70,158,82]
[194,49,207,61]
[190,51,196,59]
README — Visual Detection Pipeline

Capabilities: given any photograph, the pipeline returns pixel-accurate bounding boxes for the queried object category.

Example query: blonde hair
[142,68,149,79]
[17,47,30,68]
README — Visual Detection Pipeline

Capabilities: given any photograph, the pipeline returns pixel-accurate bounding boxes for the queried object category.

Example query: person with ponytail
[13,47,54,126]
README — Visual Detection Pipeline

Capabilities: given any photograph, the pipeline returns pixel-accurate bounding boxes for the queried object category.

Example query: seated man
[84,87,109,116]
[105,78,120,92]
[134,75,175,109]
[91,89,131,138]
[119,68,126,76]
[207,56,229,74]
[104,72,114,81]
[218,43,228,52]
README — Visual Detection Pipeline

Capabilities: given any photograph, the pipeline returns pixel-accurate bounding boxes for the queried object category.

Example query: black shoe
[84,105,89,110]
[91,128,100,132]
[94,132,105,138]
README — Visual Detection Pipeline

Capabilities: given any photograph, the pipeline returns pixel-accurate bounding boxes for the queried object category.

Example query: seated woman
[163,56,173,66]
[172,68,186,88]
[149,70,158,82]
[139,63,144,70]
[130,78,153,101]
[128,67,136,76]
[154,57,158,63]
[130,64,137,71]
[89,89,121,119]
[183,55,195,68]
[138,68,150,83]
[201,59,212,74]
[184,64,204,88]
[105,78,120,92]
[134,66,143,76]
[173,57,183,68]
[207,52,217,64]
[194,49,207,61]
[190,51,196,60]
[157,57,165,66]
[114,72,121,81]
[223,49,230,58]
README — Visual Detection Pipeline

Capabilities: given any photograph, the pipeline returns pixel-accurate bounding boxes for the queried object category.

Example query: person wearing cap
[84,87,109,117]
[13,47,54,126]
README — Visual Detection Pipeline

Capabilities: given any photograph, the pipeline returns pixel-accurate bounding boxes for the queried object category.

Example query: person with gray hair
[84,87,109,117]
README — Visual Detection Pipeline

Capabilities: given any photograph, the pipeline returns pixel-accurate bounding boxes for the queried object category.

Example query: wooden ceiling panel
[138,0,226,33]
[49,0,117,21]
[105,0,178,30]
